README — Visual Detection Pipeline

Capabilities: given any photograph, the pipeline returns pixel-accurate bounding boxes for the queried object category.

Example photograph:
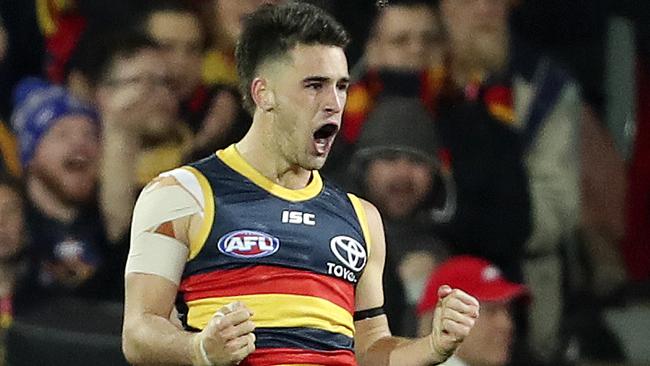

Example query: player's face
[30,115,99,204]
[456,301,514,366]
[266,44,349,170]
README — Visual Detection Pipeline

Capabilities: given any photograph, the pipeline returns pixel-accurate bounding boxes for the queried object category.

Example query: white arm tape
[125,232,189,285]
[130,185,202,235]
[160,168,205,211]
[126,182,203,285]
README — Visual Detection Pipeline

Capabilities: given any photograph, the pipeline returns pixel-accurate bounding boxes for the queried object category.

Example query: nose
[323,85,344,115]
[69,128,99,153]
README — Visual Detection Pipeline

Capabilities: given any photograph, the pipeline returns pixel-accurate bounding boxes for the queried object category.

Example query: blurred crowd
[0,0,649,365]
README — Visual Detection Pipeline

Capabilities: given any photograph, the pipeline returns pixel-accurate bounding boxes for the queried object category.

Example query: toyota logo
[330,235,367,271]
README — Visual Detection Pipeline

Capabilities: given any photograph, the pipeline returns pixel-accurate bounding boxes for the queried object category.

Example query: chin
[303,160,325,171]
[61,180,96,204]
[301,154,328,171]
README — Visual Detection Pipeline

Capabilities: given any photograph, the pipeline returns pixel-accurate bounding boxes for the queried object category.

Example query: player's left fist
[429,285,479,361]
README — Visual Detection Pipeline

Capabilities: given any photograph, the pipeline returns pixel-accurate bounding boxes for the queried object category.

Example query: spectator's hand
[98,78,178,137]
[429,285,479,360]
[193,301,256,366]
[193,90,239,152]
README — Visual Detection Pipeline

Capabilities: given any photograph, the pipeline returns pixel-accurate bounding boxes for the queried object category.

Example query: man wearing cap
[417,256,531,366]
[11,78,120,302]
[348,96,452,336]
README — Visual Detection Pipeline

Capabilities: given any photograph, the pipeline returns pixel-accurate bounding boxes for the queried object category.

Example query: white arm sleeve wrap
[125,174,203,285]
[125,232,189,285]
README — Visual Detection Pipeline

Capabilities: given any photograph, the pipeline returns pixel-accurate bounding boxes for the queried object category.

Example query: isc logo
[217,230,280,258]
[281,210,316,226]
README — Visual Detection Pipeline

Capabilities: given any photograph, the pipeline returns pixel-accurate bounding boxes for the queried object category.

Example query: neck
[236,112,312,190]
[27,176,78,223]
[450,52,486,88]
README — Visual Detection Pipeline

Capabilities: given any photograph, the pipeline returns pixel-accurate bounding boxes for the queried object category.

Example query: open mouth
[313,123,339,155]
[313,123,338,140]
[63,155,91,172]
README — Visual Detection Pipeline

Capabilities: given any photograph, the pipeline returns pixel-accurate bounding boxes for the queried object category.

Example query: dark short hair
[69,29,159,87]
[235,2,350,114]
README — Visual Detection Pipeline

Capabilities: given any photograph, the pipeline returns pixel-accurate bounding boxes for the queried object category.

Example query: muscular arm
[122,176,200,364]
[353,199,479,366]
[123,272,197,364]
[122,176,255,365]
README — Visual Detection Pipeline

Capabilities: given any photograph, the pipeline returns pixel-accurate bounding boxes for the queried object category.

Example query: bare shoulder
[357,197,382,227]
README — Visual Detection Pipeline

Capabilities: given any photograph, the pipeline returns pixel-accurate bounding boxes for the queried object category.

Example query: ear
[251,77,276,112]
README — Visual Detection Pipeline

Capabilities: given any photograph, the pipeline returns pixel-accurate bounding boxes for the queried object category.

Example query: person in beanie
[11,78,119,303]
[417,256,530,366]
[349,96,452,336]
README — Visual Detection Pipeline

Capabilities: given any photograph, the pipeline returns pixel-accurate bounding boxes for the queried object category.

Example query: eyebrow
[302,76,350,84]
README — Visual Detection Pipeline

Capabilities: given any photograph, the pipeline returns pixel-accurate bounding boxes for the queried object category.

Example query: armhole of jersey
[179,166,216,261]
[347,193,372,258]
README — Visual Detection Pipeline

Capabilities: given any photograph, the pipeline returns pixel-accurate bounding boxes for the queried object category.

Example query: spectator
[135,0,235,158]
[435,0,580,361]
[135,0,205,104]
[133,0,252,160]
[364,0,444,72]
[83,32,191,244]
[325,0,447,182]
[11,77,119,303]
[349,96,450,336]
[417,255,533,366]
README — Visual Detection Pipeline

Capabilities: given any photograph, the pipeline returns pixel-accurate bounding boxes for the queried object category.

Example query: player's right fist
[191,302,256,366]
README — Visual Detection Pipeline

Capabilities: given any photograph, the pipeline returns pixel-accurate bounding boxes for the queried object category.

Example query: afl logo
[330,235,367,271]
[217,230,280,259]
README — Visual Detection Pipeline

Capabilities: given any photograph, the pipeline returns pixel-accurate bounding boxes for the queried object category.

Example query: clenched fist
[429,285,480,360]
[191,302,256,366]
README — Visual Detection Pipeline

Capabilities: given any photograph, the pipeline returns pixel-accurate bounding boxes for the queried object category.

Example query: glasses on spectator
[104,74,174,89]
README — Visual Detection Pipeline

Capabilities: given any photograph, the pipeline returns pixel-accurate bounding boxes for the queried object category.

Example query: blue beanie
[11,77,99,167]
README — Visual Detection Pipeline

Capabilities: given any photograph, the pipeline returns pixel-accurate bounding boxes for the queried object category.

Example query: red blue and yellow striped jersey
[177,145,372,366]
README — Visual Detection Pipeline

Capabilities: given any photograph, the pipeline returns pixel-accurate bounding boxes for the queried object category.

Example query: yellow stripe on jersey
[187,294,354,337]
[347,194,371,258]
[181,166,215,261]
[217,145,323,202]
